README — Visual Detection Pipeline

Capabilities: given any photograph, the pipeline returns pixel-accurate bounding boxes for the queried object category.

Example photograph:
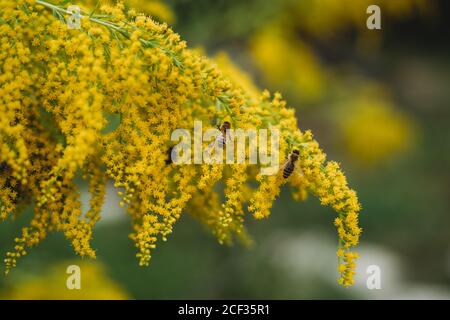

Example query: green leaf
[89,1,101,18]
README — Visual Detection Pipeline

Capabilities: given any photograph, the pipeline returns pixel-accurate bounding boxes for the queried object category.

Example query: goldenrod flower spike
[0,0,361,286]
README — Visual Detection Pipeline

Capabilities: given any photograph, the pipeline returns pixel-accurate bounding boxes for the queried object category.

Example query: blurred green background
[1,0,449,299]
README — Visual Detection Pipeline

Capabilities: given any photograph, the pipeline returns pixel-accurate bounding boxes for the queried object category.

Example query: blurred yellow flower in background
[214,52,260,101]
[339,85,416,166]
[284,0,431,37]
[250,25,325,103]
[1,261,128,300]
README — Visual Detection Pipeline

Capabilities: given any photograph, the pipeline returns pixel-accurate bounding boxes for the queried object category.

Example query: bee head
[291,149,299,161]
[223,121,231,129]
[0,162,9,172]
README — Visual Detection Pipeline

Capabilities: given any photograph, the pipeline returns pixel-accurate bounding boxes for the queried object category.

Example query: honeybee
[207,121,231,151]
[216,121,231,147]
[282,149,300,179]
[165,146,174,165]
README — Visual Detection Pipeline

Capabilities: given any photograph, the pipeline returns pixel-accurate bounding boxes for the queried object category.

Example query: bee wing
[206,140,217,154]
[280,159,290,170]
[225,129,233,143]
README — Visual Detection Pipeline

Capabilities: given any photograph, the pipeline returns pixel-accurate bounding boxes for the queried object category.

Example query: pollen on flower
[0,0,361,286]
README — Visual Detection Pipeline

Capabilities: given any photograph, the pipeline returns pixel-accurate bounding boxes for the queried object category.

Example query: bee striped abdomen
[283,162,295,179]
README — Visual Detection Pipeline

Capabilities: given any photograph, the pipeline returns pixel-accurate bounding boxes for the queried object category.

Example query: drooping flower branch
[0,0,361,286]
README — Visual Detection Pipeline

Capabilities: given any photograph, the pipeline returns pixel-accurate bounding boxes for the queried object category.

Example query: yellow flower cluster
[0,0,361,286]
[83,0,175,23]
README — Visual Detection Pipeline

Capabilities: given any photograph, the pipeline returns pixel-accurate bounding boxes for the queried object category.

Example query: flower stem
[34,0,182,67]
